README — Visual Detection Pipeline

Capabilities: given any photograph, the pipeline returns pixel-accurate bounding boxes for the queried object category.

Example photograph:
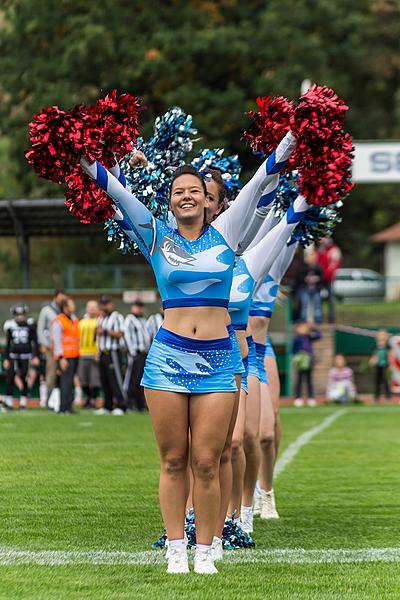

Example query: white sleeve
[253,243,298,294]
[243,196,308,283]
[236,175,280,254]
[212,131,296,250]
[80,158,157,262]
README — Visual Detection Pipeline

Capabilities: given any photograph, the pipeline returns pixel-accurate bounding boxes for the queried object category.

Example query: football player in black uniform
[3,304,39,410]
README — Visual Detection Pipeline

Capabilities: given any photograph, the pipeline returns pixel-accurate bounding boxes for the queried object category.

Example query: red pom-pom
[292,84,354,206]
[26,90,143,183]
[243,96,295,164]
[65,166,115,224]
[90,89,143,164]
[25,105,86,183]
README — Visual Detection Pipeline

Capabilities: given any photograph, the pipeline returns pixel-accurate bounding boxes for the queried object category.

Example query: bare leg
[228,387,247,517]
[259,382,275,492]
[190,392,236,545]
[265,354,281,457]
[145,389,189,541]
[215,376,240,537]
[242,375,261,506]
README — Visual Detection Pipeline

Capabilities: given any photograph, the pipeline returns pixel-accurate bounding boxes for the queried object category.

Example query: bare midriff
[234,329,249,358]
[163,306,230,339]
[249,315,271,344]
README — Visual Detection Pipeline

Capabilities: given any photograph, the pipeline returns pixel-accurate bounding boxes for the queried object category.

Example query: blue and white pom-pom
[191,148,242,200]
[105,107,197,253]
[274,171,342,247]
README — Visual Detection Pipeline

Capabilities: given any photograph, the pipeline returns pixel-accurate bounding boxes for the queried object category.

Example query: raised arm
[237,174,280,254]
[212,131,296,250]
[80,158,157,262]
[242,195,308,284]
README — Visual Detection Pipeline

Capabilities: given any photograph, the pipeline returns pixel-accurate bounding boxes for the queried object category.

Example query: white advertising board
[353,142,400,183]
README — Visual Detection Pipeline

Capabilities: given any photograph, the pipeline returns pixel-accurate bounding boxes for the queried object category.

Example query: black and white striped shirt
[124,315,150,356]
[97,311,125,352]
[147,313,163,343]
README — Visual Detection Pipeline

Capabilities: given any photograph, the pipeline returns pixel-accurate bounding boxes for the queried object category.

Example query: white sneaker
[94,408,111,415]
[211,537,223,561]
[253,481,262,516]
[194,548,218,574]
[307,398,317,407]
[294,398,304,407]
[167,548,189,574]
[111,408,124,416]
[261,488,280,519]
[240,505,254,534]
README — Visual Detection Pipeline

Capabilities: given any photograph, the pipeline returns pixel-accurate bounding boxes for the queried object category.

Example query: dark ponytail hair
[170,165,207,197]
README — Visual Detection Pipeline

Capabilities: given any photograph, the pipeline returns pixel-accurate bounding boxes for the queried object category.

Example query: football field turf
[0,405,399,599]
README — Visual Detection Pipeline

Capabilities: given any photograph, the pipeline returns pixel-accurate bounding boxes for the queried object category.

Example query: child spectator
[292,322,321,407]
[326,354,356,404]
[370,330,392,403]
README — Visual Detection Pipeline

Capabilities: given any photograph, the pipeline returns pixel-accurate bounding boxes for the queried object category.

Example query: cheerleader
[250,244,298,520]
[80,130,296,575]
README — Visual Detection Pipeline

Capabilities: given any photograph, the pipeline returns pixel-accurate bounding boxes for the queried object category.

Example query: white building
[372,224,400,300]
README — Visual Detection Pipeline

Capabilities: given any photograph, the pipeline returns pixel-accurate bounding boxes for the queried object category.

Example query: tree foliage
[0,0,400,269]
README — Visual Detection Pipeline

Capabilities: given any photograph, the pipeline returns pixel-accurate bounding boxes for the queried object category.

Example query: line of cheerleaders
[28,92,350,575]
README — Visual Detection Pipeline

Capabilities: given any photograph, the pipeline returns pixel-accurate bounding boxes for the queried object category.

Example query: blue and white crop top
[229,198,306,328]
[249,243,298,318]
[80,132,296,310]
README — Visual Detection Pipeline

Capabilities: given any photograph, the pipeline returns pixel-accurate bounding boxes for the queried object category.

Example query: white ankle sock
[212,536,221,544]
[196,544,211,552]
[169,538,186,551]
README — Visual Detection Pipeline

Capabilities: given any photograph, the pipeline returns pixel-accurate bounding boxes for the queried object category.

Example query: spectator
[326,354,356,404]
[317,237,342,324]
[146,307,164,344]
[370,329,392,403]
[78,300,101,408]
[298,251,324,324]
[3,304,39,411]
[282,246,304,322]
[123,300,150,411]
[37,289,67,405]
[51,298,80,414]
[292,321,321,407]
[96,295,126,415]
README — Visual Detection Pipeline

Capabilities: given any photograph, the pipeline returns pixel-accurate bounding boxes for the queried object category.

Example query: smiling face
[170,174,209,224]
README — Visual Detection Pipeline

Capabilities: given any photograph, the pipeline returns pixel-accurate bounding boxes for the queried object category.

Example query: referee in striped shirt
[96,296,127,415]
[123,300,150,411]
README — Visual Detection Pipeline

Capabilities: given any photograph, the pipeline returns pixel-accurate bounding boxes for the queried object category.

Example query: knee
[161,453,188,479]
[259,431,275,449]
[191,454,219,483]
[231,436,243,457]
[220,445,232,466]
[243,432,259,454]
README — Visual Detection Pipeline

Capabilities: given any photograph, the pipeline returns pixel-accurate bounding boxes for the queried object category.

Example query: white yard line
[274,409,347,478]
[0,546,399,566]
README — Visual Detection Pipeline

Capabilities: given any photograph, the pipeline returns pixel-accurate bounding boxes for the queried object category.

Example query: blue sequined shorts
[228,325,245,376]
[240,356,249,394]
[246,336,260,381]
[141,327,237,394]
[255,342,268,385]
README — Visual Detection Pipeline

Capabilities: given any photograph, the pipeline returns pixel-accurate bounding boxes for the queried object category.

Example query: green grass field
[0,406,399,599]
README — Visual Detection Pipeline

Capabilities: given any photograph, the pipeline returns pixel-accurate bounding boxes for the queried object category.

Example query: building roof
[0,198,102,237]
[371,223,400,243]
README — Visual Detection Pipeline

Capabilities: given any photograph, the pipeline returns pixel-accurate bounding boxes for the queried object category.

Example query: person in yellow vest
[51,298,80,414]
[78,300,101,408]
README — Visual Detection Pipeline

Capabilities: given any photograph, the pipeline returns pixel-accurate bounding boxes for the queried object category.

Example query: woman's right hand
[3,359,9,370]
[129,150,148,168]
